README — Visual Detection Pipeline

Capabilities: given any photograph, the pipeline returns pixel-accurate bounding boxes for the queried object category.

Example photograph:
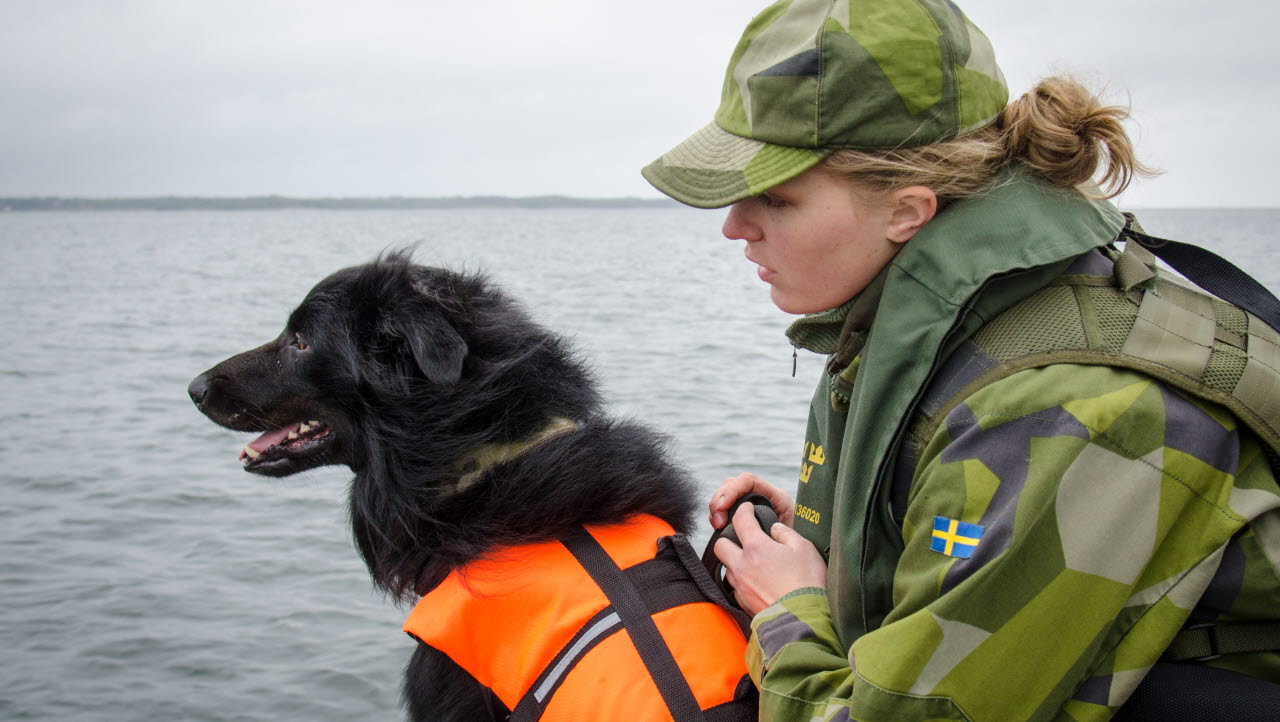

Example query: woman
[643,0,1280,719]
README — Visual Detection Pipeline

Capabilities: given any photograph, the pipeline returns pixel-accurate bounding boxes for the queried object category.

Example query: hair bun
[1000,76,1155,198]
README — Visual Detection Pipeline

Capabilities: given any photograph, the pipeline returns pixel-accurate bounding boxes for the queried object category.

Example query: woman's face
[722,168,904,315]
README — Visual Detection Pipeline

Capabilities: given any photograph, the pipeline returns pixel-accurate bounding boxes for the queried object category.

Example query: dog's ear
[392,314,467,386]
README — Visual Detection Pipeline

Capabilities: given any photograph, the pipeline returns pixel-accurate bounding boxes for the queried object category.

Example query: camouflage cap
[642,0,1008,208]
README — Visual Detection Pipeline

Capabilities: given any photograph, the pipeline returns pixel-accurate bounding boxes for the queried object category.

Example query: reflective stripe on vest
[402,515,751,721]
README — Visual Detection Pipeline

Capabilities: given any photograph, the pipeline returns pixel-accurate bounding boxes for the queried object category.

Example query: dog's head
[188,253,479,477]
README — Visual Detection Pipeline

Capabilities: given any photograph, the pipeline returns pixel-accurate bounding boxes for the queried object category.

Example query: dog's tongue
[248,425,295,452]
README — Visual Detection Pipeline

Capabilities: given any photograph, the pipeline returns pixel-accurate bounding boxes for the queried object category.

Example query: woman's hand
[708,472,796,529]
[713,502,827,615]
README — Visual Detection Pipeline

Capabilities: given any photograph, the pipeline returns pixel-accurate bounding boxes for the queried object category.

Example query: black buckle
[1186,622,1223,662]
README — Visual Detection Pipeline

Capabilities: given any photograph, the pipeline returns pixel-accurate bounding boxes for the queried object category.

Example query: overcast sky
[2,0,1276,207]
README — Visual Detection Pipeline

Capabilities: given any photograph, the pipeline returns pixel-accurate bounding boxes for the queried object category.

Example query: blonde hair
[821,76,1158,202]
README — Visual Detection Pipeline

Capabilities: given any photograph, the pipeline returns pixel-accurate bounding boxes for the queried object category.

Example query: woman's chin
[770,288,810,315]
[770,287,852,316]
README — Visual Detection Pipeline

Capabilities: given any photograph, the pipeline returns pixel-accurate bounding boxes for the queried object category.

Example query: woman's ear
[886,186,937,244]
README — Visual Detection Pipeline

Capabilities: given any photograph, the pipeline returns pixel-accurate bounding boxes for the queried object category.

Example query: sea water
[0,206,1275,720]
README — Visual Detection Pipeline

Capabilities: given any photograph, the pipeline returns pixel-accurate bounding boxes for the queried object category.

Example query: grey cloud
[1,0,1275,205]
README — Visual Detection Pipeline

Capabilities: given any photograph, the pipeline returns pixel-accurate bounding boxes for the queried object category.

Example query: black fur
[188,252,700,720]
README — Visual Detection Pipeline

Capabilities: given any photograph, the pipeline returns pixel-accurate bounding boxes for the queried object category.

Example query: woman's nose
[722,203,761,242]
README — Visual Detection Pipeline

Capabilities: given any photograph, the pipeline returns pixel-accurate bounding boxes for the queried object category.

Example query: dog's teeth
[298,422,312,433]
[287,431,299,440]
[243,445,261,459]
[308,420,319,426]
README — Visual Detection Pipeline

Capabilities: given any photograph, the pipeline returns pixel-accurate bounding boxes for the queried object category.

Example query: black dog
[188,253,754,721]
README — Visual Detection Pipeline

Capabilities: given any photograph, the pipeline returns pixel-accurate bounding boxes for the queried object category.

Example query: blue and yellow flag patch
[930,516,985,559]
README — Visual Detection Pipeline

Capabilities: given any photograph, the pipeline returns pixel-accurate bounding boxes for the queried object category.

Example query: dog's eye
[293,334,308,351]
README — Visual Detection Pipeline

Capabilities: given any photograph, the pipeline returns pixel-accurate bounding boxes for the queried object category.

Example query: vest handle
[700,494,782,610]
[1120,213,1280,333]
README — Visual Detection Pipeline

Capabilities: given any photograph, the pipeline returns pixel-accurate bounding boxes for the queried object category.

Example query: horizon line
[0,195,1276,212]
[0,194,682,211]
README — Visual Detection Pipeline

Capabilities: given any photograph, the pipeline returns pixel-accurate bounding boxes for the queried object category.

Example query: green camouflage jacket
[753,362,1280,720]
[756,171,1280,720]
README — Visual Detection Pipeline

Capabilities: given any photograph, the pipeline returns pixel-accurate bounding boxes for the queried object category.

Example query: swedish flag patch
[930,516,985,559]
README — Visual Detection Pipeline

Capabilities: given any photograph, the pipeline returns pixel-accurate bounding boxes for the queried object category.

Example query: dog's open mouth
[239,420,334,475]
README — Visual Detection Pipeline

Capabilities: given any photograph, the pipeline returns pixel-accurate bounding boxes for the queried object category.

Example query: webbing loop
[1162,621,1280,662]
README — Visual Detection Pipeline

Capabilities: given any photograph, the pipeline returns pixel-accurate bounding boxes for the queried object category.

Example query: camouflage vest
[893,237,1280,526]
[790,171,1280,646]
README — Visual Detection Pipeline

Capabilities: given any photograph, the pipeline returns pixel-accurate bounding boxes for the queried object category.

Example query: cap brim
[642,122,827,209]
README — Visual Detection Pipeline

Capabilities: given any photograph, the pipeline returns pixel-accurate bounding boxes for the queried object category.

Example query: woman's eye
[758,192,788,208]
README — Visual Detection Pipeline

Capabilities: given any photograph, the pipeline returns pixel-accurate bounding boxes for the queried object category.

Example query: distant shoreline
[0,196,681,212]
[2,197,1276,213]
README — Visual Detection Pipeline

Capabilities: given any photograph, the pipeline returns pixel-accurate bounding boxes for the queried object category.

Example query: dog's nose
[188,375,209,408]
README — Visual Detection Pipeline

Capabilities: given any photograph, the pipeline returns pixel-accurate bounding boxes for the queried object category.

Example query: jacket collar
[889,166,1124,307]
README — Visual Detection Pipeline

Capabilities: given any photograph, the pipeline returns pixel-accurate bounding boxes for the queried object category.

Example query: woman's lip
[745,247,776,283]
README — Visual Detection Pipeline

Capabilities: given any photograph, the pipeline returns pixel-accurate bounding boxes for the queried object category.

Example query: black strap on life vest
[1120,213,1280,334]
[508,529,756,722]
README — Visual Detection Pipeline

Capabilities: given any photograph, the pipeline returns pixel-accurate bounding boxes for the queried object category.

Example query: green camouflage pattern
[643,0,1008,208]
[749,364,1280,720]
[746,170,1280,718]
[895,245,1280,481]
[786,166,1127,645]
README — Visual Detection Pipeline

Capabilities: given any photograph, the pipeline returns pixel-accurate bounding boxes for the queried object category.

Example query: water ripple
[3,207,1273,719]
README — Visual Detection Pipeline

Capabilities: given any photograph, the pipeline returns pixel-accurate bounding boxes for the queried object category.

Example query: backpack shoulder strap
[1119,212,1280,334]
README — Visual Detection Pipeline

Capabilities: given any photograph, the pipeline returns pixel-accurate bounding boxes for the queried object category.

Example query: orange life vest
[403,514,753,721]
